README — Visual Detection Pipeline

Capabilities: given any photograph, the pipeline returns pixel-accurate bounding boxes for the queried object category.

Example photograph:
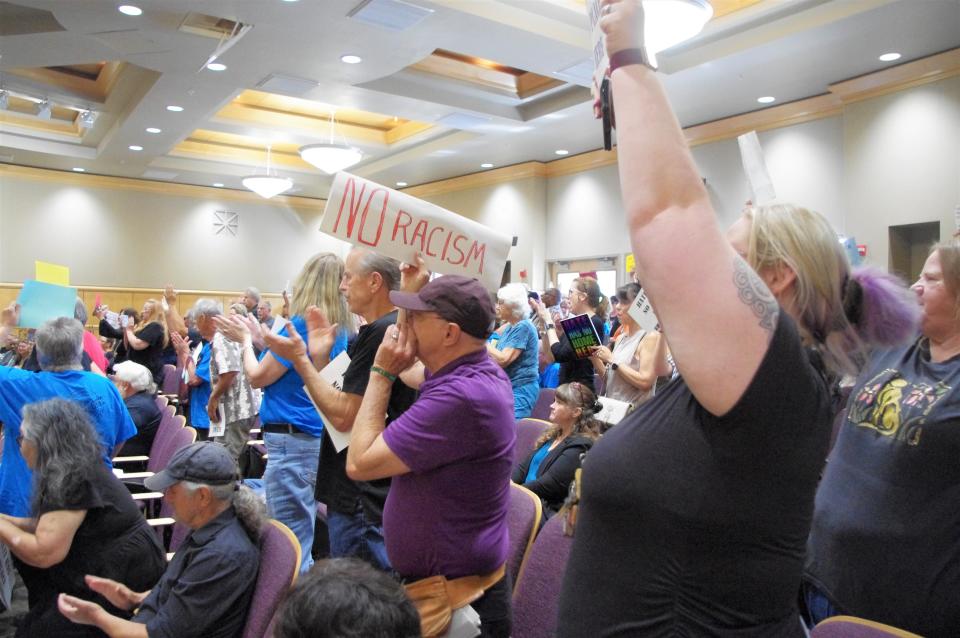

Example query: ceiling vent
[255,74,318,97]
[179,12,245,39]
[0,1,64,36]
[348,0,433,32]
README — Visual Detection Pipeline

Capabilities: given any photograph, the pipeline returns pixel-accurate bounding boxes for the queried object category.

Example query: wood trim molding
[0,163,326,209]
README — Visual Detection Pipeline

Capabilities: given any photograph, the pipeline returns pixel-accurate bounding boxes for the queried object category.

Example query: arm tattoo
[732,257,779,335]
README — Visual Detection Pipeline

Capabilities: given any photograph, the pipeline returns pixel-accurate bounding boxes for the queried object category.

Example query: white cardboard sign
[737,131,776,205]
[627,287,660,334]
[304,351,353,452]
[319,173,512,291]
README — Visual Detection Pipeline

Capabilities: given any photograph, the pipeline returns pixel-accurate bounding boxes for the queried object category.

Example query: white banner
[627,287,660,334]
[320,173,512,291]
[737,131,776,205]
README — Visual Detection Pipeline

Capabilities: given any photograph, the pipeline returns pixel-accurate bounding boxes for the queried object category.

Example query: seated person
[274,558,421,638]
[513,382,600,516]
[0,399,165,637]
[58,442,263,638]
[113,360,162,457]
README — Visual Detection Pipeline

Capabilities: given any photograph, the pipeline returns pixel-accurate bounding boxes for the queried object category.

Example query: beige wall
[1,76,957,292]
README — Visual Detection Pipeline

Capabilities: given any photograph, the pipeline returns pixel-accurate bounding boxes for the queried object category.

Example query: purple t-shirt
[382,348,516,580]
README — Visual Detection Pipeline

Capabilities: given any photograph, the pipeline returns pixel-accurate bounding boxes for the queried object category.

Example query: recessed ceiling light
[340,54,363,64]
[878,52,901,62]
[128,145,143,151]
[206,62,227,72]
[166,105,183,112]
[213,182,224,188]
[555,149,569,156]
[145,127,161,134]
[72,167,85,172]
[480,163,494,168]
[281,0,299,2]
[118,5,142,16]
[757,96,776,104]
[396,181,408,187]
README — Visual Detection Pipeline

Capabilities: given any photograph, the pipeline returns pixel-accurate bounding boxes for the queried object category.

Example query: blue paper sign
[16,280,78,328]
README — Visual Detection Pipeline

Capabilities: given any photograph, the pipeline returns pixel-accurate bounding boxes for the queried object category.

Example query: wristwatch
[610,363,620,371]
[546,323,556,331]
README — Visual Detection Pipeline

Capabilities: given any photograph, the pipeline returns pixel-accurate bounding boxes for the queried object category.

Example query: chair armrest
[147,517,175,527]
[113,455,150,463]
[131,492,164,501]
[120,471,154,479]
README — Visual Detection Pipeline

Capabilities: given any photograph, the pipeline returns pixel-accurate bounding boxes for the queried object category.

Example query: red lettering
[425,226,444,258]
[463,240,487,275]
[392,209,413,244]
[332,177,366,237]
[448,234,467,266]
[440,230,454,260]
[410,219,429,253]
[357,188,388,247]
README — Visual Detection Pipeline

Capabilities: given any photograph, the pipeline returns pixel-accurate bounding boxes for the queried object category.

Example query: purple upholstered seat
[513,418,551,473]
[511,514,574,638]
[811,616,923,638]
[506,483,542,591]
[242,519,301,638]
[160,363,179,395]
[530,388,555,421]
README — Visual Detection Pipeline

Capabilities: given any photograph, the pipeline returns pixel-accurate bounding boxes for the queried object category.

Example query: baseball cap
[389,275,495,340]
[144,441,238,491]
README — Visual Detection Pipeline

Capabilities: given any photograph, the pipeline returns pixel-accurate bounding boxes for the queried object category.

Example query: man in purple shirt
[346,271,516,638]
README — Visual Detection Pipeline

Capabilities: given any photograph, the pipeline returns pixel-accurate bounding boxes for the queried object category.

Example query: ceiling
[0,0,958,199]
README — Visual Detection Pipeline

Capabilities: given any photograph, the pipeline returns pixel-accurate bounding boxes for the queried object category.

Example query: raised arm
[162,286,188,337]
[601,0,777,416]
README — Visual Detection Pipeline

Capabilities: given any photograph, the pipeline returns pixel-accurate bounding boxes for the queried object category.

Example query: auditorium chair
[811,616,923,638]
[513,418,551,473]
[511,514,574,638]
[506,483,541,591]
[242,519,301,638]
[530,388,555,421]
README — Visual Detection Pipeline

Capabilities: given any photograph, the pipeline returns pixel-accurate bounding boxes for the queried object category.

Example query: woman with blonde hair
[556,2,919,635]
[536,276,608,391]
[487,283,540,418]
[217,252,352,574]
[97,299,168,384]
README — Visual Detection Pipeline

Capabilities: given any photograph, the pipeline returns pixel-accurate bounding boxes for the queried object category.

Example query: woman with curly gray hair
[487,283,541,418]
[0,398,165,636]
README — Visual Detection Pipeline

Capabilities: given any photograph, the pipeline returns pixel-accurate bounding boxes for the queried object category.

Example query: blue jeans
[327,500,392,572]
[263,432,322,574]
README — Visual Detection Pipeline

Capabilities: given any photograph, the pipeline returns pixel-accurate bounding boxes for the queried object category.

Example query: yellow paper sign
[35,261,70,286]
[624,253,635,274]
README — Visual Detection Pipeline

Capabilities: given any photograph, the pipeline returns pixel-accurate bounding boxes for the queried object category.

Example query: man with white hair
[112,360,161,457]
[241,287,261,318]
[0,309,136,517]
[59,442,262,638]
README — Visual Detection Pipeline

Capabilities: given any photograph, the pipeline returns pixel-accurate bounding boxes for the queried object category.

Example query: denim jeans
[263,432,322,574]
[327,500,392,572]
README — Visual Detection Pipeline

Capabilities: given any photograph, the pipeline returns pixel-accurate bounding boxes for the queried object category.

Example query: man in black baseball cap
[346,267,517,637]
[59,442,262,638]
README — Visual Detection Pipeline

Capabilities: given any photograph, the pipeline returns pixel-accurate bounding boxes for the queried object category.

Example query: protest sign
[304,351,352,452]
[35,261,70,286]
[737,131,776,205]
[16,280,77,328]
[319,173,512,291]
[559,314,602,359]
[627,287,660,334]
[596,396,632,425]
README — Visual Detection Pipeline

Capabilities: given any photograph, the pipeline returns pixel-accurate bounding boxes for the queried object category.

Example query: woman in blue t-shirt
[487,283,541,418]
[217,253,352,574]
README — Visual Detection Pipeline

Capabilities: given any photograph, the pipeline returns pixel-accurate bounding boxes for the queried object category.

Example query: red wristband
[609,47,657,73]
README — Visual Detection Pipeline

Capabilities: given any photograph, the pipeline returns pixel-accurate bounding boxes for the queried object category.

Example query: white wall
[0,176,351,291]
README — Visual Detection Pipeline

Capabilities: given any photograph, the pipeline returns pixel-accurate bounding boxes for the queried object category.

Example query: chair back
[160,364,179,395]
[511,514,574,638]
[156,426,197,552]
[147,410,185,474]
[811,616,923,638]
[530,388,555,421]
[242,520,301,638]
[154,394,169,412]
[513,419,551,473]
[506,484,541,591]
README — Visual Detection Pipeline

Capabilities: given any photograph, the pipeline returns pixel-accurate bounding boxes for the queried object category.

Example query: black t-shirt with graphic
[315,310,417,521]
[805,339,960,637]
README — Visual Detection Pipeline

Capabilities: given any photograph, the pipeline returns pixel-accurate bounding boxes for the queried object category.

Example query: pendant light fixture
[643,0,713,55]
[242,145,293,199]
[299,108,363,175]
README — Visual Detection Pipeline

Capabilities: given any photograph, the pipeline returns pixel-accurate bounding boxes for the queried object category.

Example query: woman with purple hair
[556,1,920,635]
[804,240,960,636]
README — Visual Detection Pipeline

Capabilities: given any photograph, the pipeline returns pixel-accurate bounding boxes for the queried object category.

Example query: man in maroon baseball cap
[346,265,516,637]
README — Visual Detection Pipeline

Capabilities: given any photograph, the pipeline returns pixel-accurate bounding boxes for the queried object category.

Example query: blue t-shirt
[189,342,212,429]
[258,316,348,437]
[0,367,137,516]
[497,319,540,387]
[524,441,552,484]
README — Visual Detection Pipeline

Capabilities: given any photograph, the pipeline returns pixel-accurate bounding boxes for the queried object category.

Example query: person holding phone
[535,277,607,391]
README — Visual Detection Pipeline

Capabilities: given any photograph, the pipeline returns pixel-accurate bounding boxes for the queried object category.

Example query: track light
[36,99,51,120]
